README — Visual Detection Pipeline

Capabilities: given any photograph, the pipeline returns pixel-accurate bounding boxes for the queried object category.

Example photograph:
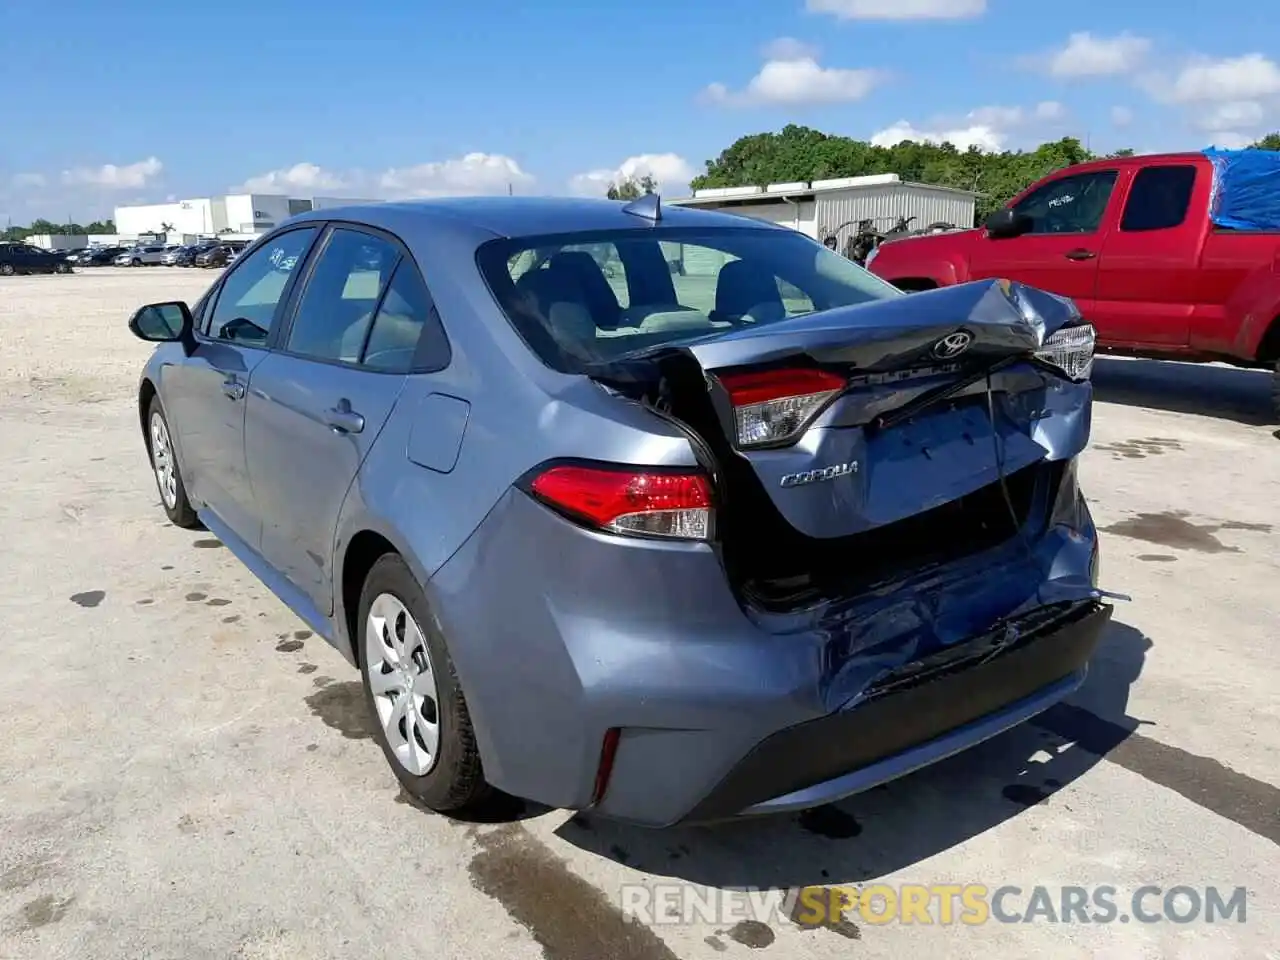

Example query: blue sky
[3,0,1279,222]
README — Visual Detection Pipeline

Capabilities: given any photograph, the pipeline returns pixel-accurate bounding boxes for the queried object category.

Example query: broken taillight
[717,368,847,448]
[528,463,714,541]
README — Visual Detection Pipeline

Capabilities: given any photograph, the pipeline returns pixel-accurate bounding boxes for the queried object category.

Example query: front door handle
[221,378,245,400]
[1064,248,1096,261]
[324,399,365,435]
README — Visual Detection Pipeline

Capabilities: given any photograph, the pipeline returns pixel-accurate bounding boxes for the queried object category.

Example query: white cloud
[1194,100,1266,132]
[871,121,1005,152]
[1043,32,1150,77]
[702,43,882,106]
[762,37,819,62]
[806,0,985,19]
[233,153,534,200]
[1203,131,1255,149]
[871,101,1068,152]
[379,153,534,197]
[1166,53,1280,103]
[10,172,46,189]
[235,162,349,194]
[1110,105,1135,128]
[569,153,696,198]
[61,156,163,189]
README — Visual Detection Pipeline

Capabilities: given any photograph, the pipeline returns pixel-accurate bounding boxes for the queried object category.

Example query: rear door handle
[1064,248,1096,261]
[221,378,245,400]
[324,400,365,435]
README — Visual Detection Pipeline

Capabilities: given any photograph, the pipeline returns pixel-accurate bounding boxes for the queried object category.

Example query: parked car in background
[194,241,247,268]
[867,148,1280,417]
[0,241,74,275]
[78,246,127,266]
[115,244,168,266]
[126,197,1110,827]
[162,245,204,266]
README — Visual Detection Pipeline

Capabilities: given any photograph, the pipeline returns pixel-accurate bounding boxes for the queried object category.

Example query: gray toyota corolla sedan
[128,195,1112,827]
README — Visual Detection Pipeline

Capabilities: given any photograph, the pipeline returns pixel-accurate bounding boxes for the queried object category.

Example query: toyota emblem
[932,331,973,359]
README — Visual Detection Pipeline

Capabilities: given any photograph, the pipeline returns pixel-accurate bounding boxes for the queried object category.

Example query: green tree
[607,174,658,200]
[1250,132,1280,150]
[691,125,1111,219]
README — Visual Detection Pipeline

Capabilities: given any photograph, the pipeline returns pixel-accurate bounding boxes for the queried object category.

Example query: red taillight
[716,368,847,448]
[529,464,714,541]
[591,727,621,805]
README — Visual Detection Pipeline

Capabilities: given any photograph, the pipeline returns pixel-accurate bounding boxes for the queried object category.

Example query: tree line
[2,218,117,241]
[682,127,1280,220]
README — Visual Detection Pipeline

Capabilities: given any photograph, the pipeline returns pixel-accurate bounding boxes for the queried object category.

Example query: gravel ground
[1,267,1277,959]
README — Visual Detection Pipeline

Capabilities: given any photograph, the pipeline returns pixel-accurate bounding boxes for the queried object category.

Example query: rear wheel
[0,264,14,276]
[55,262,71,274]
[358,554,490,813]
[147,397,199,528]
[131,258,142,267]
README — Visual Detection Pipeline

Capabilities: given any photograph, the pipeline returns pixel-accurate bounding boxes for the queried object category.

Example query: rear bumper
[681,600,1109,823]
[426,459,1103,828]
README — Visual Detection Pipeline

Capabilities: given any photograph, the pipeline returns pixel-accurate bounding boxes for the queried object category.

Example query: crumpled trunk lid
[670,279,1090,542]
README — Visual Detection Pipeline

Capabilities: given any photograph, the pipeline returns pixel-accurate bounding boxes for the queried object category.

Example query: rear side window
[1120,165,1197,232]
[363,261,450,373]
[284,228,399,363]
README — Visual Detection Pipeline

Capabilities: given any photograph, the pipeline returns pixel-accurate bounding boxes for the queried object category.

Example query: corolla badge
[780,460,859,488]
[932,330,973,359]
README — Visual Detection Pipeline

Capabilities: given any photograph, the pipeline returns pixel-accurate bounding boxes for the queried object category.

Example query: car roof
[285,195,788,240]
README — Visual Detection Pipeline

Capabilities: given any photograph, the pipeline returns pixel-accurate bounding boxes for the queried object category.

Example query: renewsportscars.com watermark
[620,884,1250,927]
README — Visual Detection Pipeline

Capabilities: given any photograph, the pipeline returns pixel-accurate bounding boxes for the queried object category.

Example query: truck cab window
[1012,171,1119,235]
[1120,165,1197,232]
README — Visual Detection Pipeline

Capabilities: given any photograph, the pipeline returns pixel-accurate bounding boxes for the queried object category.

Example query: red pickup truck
[866,150,1280,418]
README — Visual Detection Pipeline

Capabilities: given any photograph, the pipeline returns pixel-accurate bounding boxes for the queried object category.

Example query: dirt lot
[2,267,1277,959]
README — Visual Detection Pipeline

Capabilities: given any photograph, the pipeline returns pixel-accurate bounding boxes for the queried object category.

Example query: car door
[1092,163,1203,346]
[244,225,435,613]
[968,169,1122,318]
[160,225,321,547]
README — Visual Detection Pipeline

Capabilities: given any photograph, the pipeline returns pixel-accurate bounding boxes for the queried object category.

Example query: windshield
[475,226,901,372]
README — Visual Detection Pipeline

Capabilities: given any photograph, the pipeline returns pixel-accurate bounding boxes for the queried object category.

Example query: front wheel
[147,397,199,528]
[358,554,491,813]
[131,258,142,267]
[0,264,14,276]
[56,263,71,274]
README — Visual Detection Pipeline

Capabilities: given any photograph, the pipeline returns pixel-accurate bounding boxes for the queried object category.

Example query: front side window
[284,228,399,363]
[1012,171,1119,235]
[477,227,901,372]
[206,226,318,345]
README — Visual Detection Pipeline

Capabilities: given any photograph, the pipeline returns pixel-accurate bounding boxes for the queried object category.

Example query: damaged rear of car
[434,215,1112,826]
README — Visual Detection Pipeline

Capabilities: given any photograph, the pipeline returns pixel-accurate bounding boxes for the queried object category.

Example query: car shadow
[550,618,1151,889]
[1092,356,1274,426]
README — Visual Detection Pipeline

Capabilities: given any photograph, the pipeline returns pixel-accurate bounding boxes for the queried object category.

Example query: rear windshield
[475,226,901,372]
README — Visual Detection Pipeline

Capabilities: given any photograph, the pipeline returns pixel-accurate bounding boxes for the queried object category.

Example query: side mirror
[984,208,1032,239]
[128,301,193,349]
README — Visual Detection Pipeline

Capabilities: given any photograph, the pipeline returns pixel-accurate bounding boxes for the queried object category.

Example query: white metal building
[670,174,978,242]
[113,193,378,245]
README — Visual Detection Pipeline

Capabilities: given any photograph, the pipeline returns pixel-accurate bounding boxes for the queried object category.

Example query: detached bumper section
[682,599,1112,823]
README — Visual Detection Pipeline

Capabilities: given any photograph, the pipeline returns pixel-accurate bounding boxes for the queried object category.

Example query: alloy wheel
[365,593,441,776]
[149,412,178,509]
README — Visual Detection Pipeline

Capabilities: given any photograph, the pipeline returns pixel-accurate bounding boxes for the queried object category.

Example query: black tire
[1272,360,1280,423]
[131,258,142,267]
[146,396,200,529]
[56,263,71,274]
[0,264,13,276]
[358,553,491,813]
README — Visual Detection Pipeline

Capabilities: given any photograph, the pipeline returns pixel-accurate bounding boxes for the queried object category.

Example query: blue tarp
[1203,147,1280,231]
